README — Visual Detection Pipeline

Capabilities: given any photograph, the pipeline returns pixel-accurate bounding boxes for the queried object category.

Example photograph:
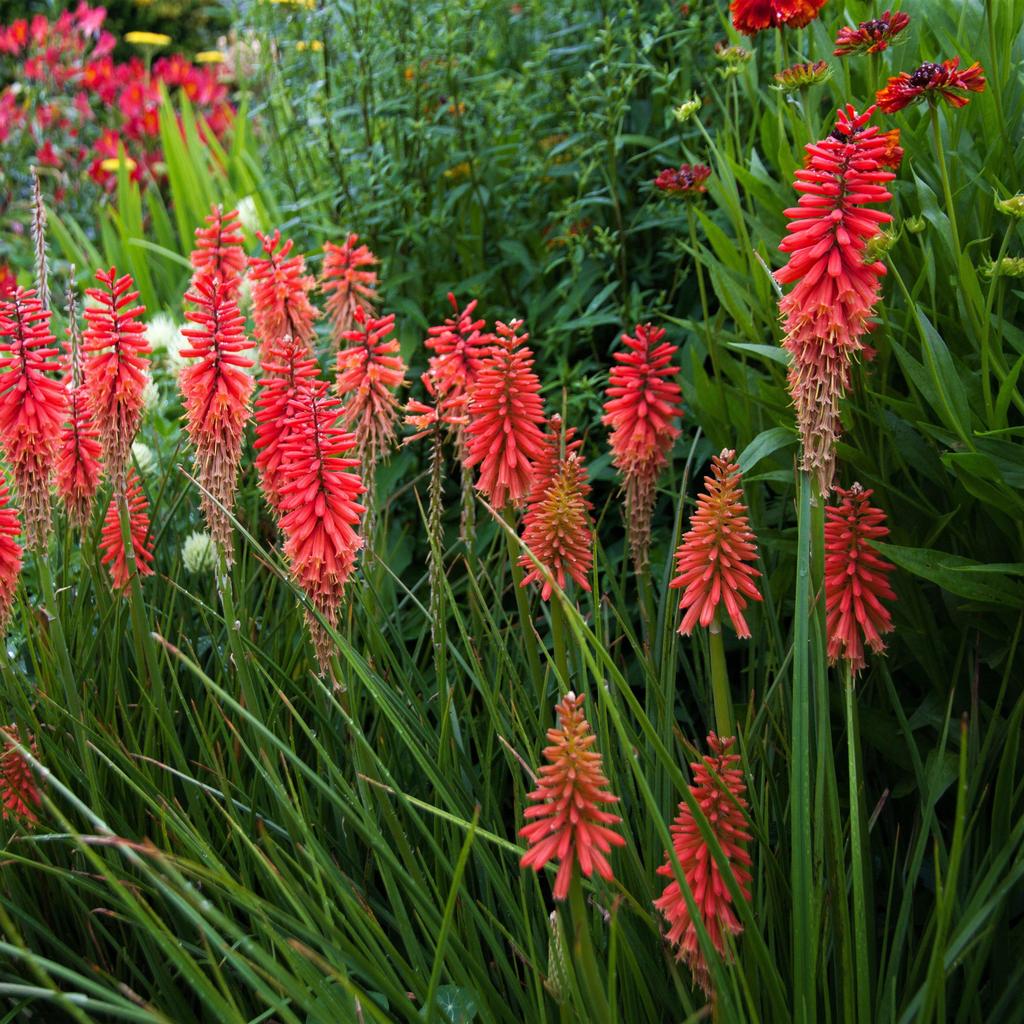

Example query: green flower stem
[844,663,872,1024]
[708,617,734,738]
[686,205,718,382]
[505,508,543,699]
[551,594,569,687]
[567,875,611,1024]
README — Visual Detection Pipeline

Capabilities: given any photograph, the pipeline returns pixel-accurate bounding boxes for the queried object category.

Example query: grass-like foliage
[0,0,1023,1022]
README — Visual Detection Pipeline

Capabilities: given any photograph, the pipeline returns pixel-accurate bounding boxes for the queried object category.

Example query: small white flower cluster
[181,530,217,575]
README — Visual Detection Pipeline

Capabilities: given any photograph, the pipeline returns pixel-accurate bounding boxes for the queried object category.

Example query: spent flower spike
[671,450,761,638]
[653,733,752,996]
[520,692,625,900]
[824,483,896,672]
[464,318,547,510]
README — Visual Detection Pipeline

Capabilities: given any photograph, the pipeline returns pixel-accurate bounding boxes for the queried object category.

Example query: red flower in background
[776,105,894,495]
[321,234,379,343]
[520,692,625,900]
[56,345,103,528]
[877,128,904,170]
[824,484,896,671]
[876,58,986,113]
[834,10,910,56]
[99,468,154,591]
[336,309,407,468]
[518,418,593,600]
[654,733,752,996]
[83,267,150,486]
[179,274,254,558]
[464,319,547,510]
[0,478,23,631]
[731,0,828,35]
[654,163,711,199]
[0,265,16,300]
[1,725,41,826]
[671,450,761,639]
[0,287,68,549]
[277,386,365,673]
[248,230,320,354]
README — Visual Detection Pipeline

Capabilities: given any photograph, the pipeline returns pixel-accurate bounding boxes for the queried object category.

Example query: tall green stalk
[708,619,733,738]
[566,875,611,1024]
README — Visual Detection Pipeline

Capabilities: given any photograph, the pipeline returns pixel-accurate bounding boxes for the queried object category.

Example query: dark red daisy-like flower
[834,10,910,56]
[875,57,986,113]
[654,164,711,199]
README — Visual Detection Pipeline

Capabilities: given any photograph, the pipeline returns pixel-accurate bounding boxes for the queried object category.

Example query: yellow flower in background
[296,40,324,51]
[124,31,171,46]
[267,0,315,8]
[195,50,225,63]
[443,161,471,181]
[100,157,138,172]
[403,66,415,80]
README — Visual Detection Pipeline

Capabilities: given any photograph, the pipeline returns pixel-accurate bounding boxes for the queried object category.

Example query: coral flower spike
[82,267,151,488]
[321,233,379,344]
[654,733,752,996]
[277,385,365,674]
[336,308,408,468]
[603,322,683,571]
[179,273,254,557]
[190,204,247,296]
[0,287,69,549]
[464,319,547,510]
[671,450,762,639]
[520,692,625,900]
[99,467,155,592]
[518,418,594,600]
[776,105,894,496]
[248,230,320,355]
[424,292,493,409]
[824,483,896,671]
[1,725,42,826]
[0,479,23,632]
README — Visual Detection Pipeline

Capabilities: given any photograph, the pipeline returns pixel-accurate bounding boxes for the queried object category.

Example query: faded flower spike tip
[824,484,896,672]
[654,733,752,996]
[671,450,761,639]
[520,692,625,900]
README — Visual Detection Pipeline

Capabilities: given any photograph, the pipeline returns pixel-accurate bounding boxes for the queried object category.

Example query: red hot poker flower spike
[190,204,247,296]
[277,386,365,674]
[248,230,319,354]
[425,292,493,409]
[603,322,683,571]
[254,336,322,514]
[834,10,910,57]
[876,58,986,113]
[321,233,379,344]
[0,479,23,632]
[464,319,547,510]
[520,692,625,900]
[336,308,407,467]
[519,418,594,601]
[1,725,42,826]
[671,450,761,639]
[824,483,896,672]
[0,287,68,548]
[83,268,150,487]
[57,360,103,528]
[99,468,154,592]
[179,274,254,558]
[776,105,894,495]
[653,733,752,996]
[731,0,828,35]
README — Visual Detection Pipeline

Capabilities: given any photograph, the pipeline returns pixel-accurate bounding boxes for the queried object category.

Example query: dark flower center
[910,62,942,87]
[860,18,888,35]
